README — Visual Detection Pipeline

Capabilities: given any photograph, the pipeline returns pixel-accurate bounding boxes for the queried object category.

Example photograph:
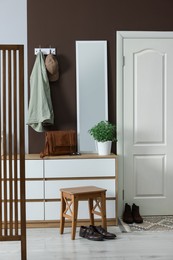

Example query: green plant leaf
[88,120,117,142]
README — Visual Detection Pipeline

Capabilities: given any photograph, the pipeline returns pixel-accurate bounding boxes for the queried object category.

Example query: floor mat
[119,215,173,232]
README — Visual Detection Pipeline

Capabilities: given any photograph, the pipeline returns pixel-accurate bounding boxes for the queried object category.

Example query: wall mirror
[76,40,108,153]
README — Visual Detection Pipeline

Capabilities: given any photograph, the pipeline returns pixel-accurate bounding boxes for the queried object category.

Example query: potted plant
[88,120,117,155]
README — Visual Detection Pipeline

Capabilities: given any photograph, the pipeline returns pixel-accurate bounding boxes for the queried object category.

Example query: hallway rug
[119,215,173,232]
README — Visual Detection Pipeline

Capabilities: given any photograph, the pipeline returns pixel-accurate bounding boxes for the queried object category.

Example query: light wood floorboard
[0,227,173,259]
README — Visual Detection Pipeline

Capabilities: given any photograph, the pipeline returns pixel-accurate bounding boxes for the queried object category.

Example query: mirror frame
[76,40,108,153]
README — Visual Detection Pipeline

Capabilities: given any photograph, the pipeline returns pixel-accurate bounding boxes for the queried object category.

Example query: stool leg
[101,192,107,230]
[88,198,94,226]
[60,192,66,235]
[71,195,78,240]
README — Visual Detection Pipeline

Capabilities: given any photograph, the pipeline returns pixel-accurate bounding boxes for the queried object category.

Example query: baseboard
[26,218,117,228]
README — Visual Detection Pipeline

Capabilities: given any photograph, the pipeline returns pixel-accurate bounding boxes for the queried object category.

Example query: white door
[119,34,173,215]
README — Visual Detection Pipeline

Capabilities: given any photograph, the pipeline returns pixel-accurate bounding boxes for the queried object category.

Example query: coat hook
[34,47,56,55]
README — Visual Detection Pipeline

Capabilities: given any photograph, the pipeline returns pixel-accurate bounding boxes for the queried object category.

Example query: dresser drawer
[44,200,116,220]
[26,202,44,220]
[26,160,43,178]
[44,158,115,178]
[26,181,44,199]
[45,179,115,199]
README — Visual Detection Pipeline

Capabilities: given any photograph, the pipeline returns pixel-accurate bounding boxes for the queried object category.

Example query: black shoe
[79,226,104,241]
[122,203,133,224]
[132,204,143,223]
[90,225,116,239]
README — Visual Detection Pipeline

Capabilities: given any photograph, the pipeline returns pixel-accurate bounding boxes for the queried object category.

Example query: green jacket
[27,52,54,132]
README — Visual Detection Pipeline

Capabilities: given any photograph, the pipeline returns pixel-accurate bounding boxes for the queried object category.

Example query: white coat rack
[34,47,56,55]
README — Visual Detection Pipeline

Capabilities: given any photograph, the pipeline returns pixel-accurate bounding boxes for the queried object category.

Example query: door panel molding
[134,155,165,197]
[134,49,166,144]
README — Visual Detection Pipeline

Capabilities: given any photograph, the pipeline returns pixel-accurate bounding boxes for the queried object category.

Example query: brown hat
[45,54,59,82]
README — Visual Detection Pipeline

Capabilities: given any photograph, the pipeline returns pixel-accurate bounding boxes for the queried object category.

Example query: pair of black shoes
[79,225,116,241]
[123,203,143,224]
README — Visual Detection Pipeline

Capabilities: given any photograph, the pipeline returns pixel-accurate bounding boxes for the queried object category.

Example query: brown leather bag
[40,130,77,158]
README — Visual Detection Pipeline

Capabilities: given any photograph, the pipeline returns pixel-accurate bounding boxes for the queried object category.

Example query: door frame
[116,31,173,217]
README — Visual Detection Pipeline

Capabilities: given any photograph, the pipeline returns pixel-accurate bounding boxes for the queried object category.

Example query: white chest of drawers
[25,154,118,227]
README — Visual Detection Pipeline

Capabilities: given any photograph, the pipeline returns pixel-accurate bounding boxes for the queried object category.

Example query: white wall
[0,0,28,152]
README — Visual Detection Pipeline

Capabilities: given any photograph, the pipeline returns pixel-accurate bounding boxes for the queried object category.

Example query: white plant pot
[96,141,112,156]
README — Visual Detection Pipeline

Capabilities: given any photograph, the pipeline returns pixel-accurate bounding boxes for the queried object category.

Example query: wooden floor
[0,226,173,259]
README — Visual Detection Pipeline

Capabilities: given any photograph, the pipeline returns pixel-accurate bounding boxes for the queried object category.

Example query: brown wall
[27,0,173,153]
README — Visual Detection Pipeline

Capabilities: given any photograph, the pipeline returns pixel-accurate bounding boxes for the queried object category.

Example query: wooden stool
[60,186,107,240]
